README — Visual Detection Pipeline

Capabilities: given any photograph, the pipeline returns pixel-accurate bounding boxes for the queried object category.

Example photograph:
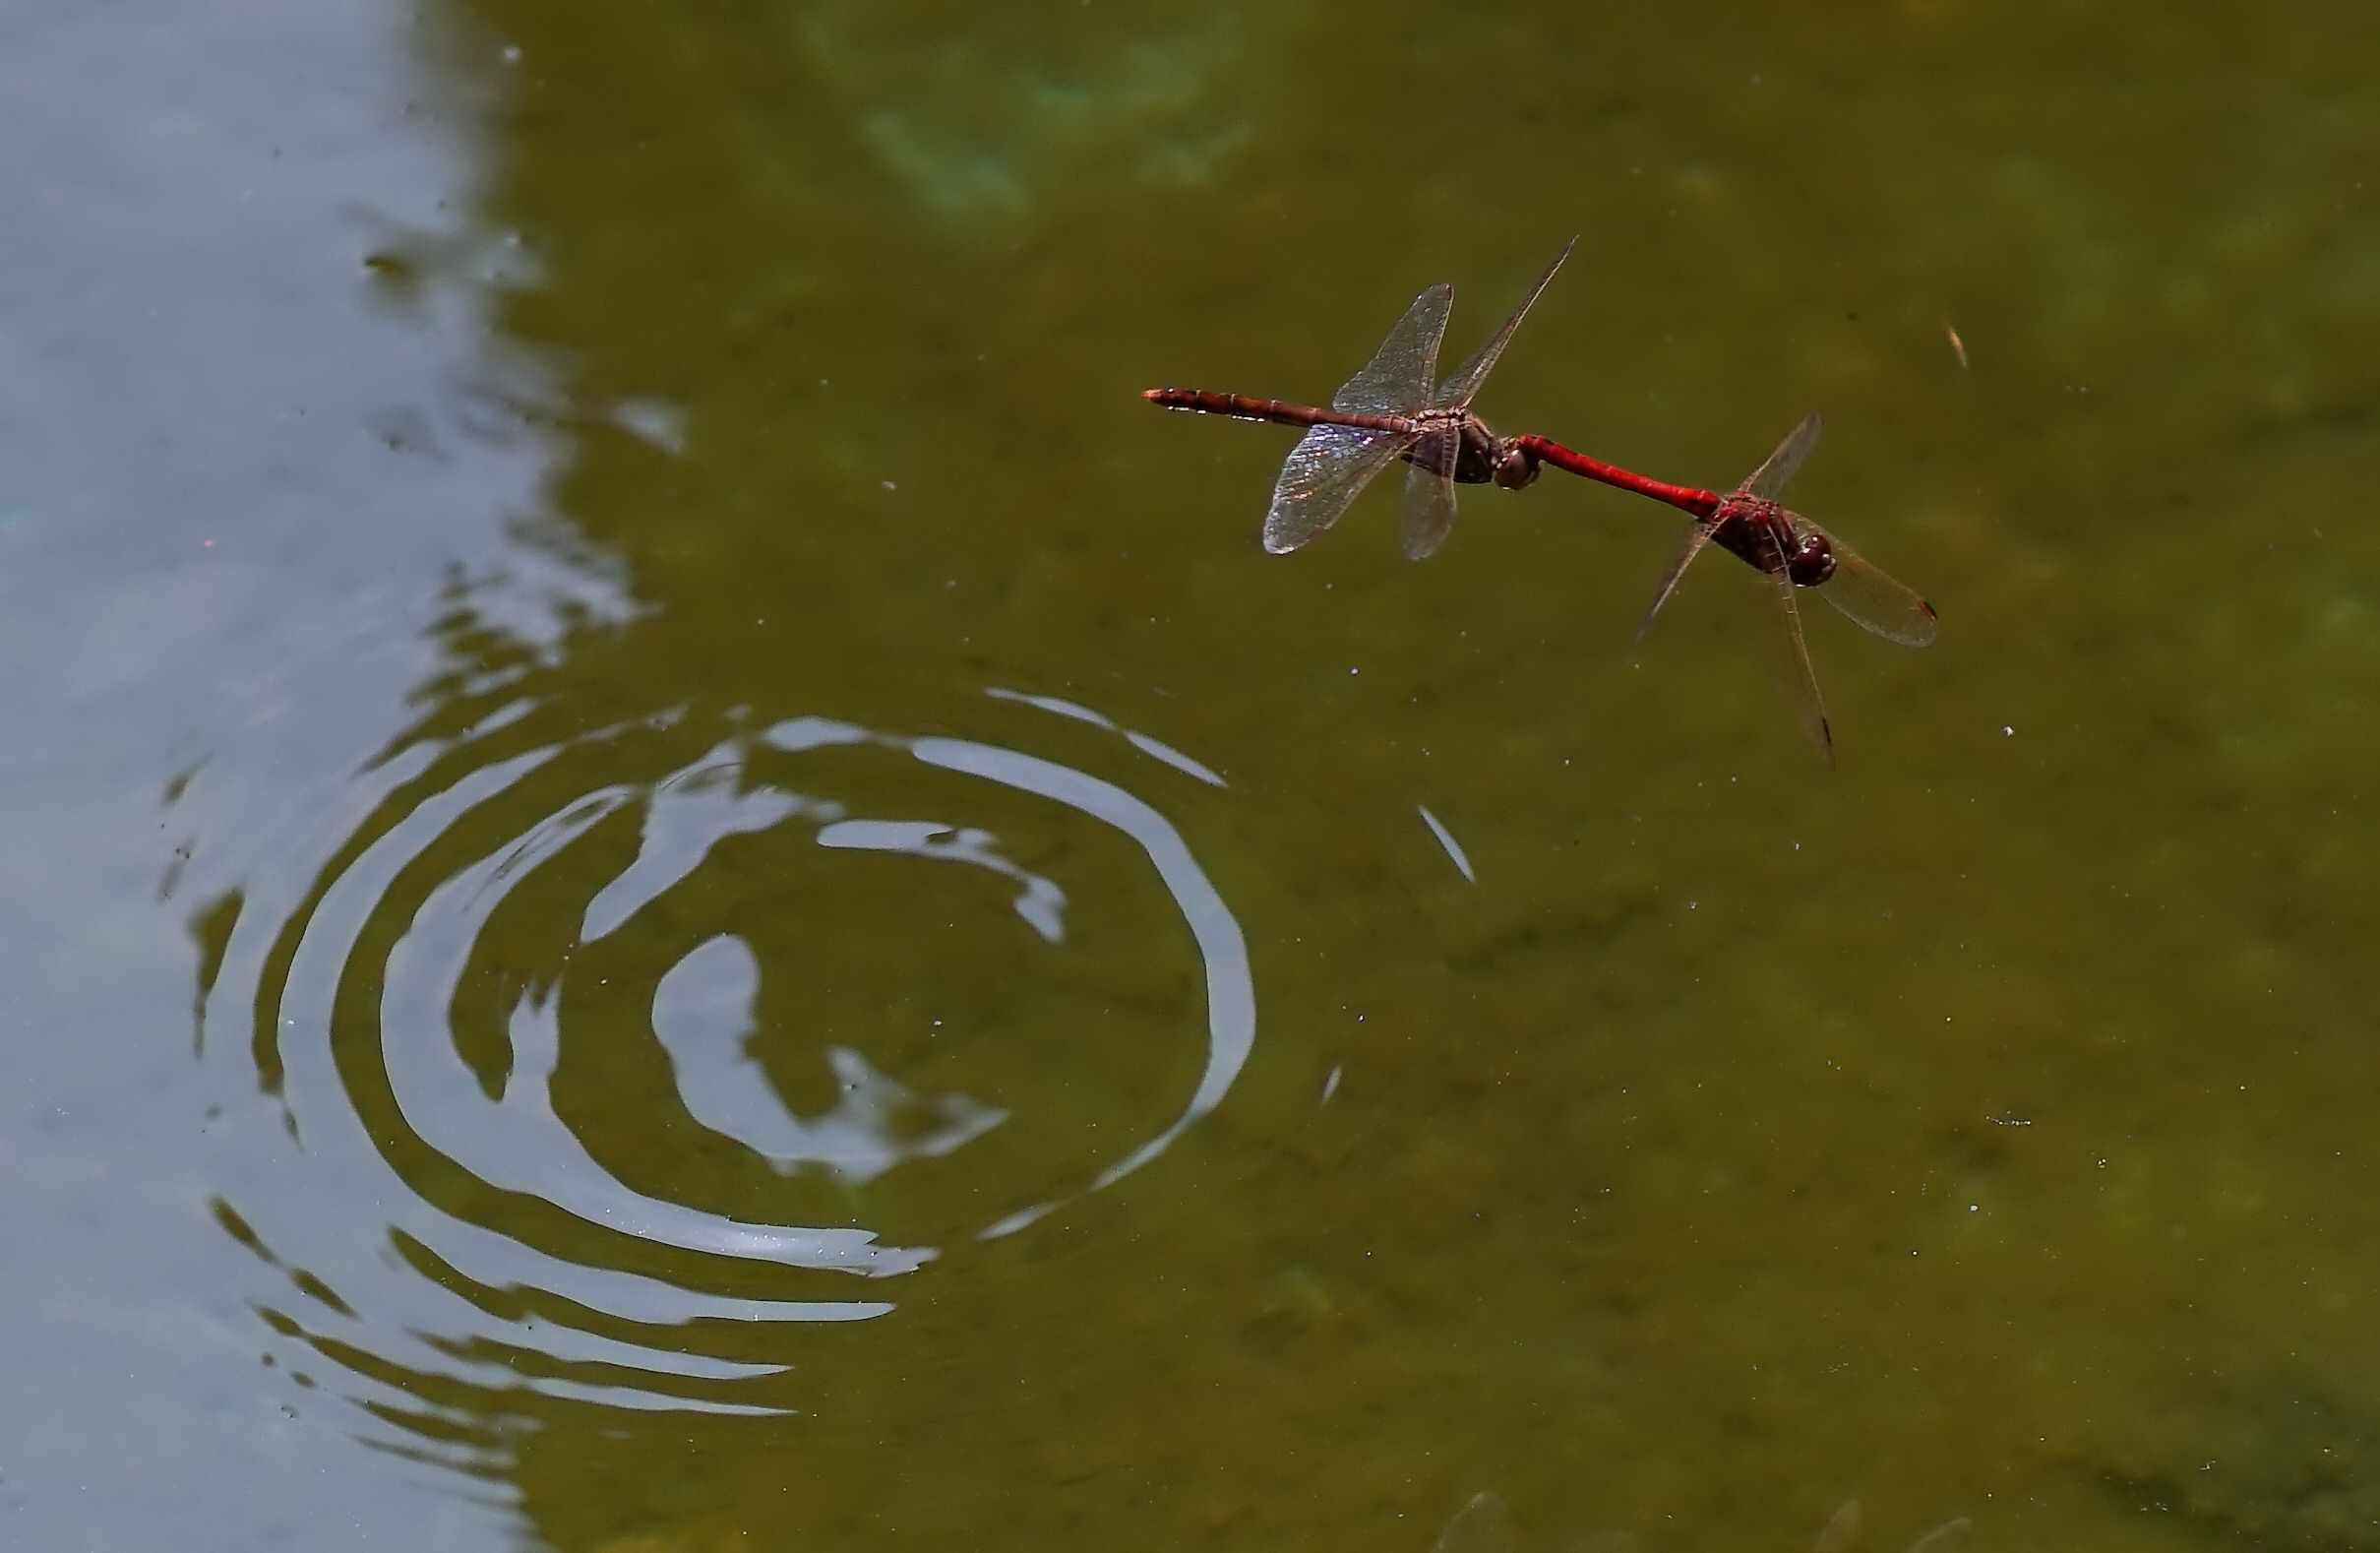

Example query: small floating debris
[1418,804,1476,884]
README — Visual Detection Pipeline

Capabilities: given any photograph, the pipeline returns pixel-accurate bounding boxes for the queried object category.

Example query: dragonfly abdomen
[1141,388,1409,435]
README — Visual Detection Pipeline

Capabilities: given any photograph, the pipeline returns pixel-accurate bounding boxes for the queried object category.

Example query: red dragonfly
[1142,246,1934,762]
[1142,238,1575,560]
[1510,415,1938,764]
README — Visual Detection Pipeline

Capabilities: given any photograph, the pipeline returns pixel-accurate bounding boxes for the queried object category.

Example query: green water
[4,2,2379,1549]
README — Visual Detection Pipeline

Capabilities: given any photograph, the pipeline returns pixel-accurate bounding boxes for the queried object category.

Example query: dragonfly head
[1491,442,1540,491]
[1786,529,1837,587]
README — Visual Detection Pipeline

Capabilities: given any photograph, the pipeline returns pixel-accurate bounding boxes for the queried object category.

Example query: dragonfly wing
[1435,235,1577,409]
[1400,441,1461,560]
[1808,529,1939,646]
[1261,423,1407,554]
[1333,282,1451,416]
[1434,1492,1516,1553]
[1763,533,1836,765]
[1741,411,1822,501]
[1632,518,1719,650]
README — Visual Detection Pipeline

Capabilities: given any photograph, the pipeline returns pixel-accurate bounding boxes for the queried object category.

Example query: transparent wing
[1434,1492,1516,1553]
[1812,1500,1862,1553]
[1435,235,1577,409]
[1740,411,1822,501]
[1261,423,1410,554]
[1332,282,1451,416]
[1802,524,1939,646]
[1632,518,1719,650]
[1761,531,1836,766]
[1400,441,1461,561]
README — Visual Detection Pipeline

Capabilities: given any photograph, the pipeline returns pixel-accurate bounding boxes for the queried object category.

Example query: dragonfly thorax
[1715,495,1836,587]
[1406,409,1529,487]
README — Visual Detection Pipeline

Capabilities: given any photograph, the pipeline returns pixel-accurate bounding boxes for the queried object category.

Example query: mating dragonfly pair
[1142,238,1938,764]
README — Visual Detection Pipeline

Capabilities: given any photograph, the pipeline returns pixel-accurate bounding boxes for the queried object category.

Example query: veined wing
[1399,437,1461,561]
[1436,235,1577,409]
[1434,1492,1515,1553]
[1332,282,1451,416]
[1632,517,1720,649]
[1261,423,1410,554]
[1803,522,1939,646]
[1740,411,1822,501]
[1761,528,1836,765]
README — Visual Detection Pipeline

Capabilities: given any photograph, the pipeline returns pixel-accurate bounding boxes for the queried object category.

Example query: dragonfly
[1142,238,1576,560]
[1510,414,1938,765]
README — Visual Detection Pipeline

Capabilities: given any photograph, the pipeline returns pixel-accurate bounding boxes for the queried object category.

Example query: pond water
[4,2,2379,1550]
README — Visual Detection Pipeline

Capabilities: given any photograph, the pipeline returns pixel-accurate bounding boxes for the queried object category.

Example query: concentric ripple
[193,686,1253,1429]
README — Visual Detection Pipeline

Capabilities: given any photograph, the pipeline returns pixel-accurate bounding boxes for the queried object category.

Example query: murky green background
[4,2,2378,1549]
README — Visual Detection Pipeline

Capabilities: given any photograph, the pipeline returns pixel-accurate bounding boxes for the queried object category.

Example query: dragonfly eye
[1493,444,1539,490]
[1788,531,1836,587]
